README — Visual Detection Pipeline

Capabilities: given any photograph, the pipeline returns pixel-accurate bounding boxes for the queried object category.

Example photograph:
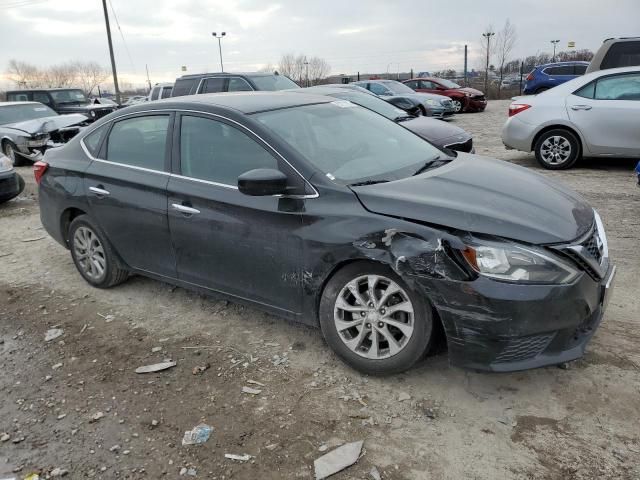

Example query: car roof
[537,61,590,68]
[177,72,280,79]
[142,91,333,114]
[0,101,42,107]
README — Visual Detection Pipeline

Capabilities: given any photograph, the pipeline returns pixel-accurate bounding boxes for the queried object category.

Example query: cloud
[335,26,377,36]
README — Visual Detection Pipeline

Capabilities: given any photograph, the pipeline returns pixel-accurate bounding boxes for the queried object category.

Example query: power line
[107,0,137,74]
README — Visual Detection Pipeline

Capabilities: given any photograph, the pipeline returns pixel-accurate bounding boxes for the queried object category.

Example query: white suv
[586,37,640,73]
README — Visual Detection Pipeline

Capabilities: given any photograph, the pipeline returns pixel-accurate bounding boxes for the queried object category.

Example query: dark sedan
[0,152,24,203]
[294,85,474,153]
[36,92,615,374]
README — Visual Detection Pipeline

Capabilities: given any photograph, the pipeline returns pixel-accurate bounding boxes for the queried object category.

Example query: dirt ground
[1,99,639,480]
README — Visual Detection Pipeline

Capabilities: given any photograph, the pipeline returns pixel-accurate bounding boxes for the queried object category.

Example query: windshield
[50,89,88,104]
[0,104,57,125]
[254,102,442,183]
[326,91,407,120]
[384,81,416,94]
[437,79,461,89]
[248,75,300,91]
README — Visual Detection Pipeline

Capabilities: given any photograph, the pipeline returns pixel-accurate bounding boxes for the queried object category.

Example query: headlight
[0,155,13,173]
[464,92,472,97]
[90,111,96,117]
[461,238,579,284]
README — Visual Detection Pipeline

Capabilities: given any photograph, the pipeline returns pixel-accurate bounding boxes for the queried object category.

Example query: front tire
[451,98,463,113]
[319,262,433,375]
[68,215,129,288]
[534,129,581,170]
[3,141,26,167]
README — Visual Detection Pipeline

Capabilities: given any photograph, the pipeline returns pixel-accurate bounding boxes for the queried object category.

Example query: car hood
[399,92,450,104]
[402,116,470,143]
[350,154,594,245]
[459,87,484,96]
[56,103,114,112]
[2,114,87,135]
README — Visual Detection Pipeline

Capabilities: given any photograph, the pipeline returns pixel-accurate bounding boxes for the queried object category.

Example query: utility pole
[464,44,468,86]
[482,31,495,94]
[551,39,560,62]
[304,58,309,87]
[102,0,121,104]
[212,32,226,72]
[145,64,152,92]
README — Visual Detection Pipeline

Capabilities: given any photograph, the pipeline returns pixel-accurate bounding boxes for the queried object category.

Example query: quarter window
[179,115,278,185]
[83,124,109,157]
[106,116,169,170]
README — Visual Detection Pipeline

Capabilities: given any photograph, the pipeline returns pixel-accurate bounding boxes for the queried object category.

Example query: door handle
[171,203,200,215]
[89,186,110,196]
[571,105,592,110]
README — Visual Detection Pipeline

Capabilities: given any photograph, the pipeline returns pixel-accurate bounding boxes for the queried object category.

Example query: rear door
[83,113,177,277]
[567,71,640,155]
[167,112,306,314]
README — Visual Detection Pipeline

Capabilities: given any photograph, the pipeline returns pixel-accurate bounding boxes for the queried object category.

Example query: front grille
[441,99,453,107]
[494,333,555,363]
[472,95,486,101]
[582,231,603,263]
[444,138,473,153]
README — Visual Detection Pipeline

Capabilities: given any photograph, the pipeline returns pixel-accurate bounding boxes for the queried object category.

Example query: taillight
[526,73,534,81]
[33,161,49,184]
[508,104,531,117]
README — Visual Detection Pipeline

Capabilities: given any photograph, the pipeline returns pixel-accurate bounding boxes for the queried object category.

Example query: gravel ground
[1,99,639,479]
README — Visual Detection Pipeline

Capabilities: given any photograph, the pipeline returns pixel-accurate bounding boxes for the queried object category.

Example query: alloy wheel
[333,274,415,360]
[3,143,16,166]
[452,99,463,112]
[540,136,572,165]
[73,226,107,281]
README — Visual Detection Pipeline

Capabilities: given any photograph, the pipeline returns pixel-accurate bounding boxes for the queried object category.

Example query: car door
[567,71,640,155]
[83,113,177,277]
[167,112,306,314]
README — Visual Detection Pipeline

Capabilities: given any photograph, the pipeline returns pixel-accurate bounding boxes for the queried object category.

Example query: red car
[403,77,487,113]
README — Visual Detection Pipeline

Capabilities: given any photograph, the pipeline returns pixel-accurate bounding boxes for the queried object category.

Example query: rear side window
[574,64,588,75]
[7,92,30,101]
[106,115,169,170]
[369,83,389,95]
[83,124,109,157]
[172,78,197,97]
[228,77,253,92]
[179,115,277,185]
[200,77,225,94]
[601,41,640,70]
[545,65,574,76]
[150,87,160,101]
[595,73,640,100]
[404,81,418,89]
[160,86,173,99]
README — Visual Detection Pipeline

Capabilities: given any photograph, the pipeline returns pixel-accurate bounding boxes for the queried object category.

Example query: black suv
[5,88,116,122]
[171,72,299,97]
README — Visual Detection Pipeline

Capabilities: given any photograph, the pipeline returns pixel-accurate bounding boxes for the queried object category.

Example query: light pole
[482,31,495,94]
[551,39,560,62]
[101,0,121,104]
[304,58,309,87]
[212,32,226,72]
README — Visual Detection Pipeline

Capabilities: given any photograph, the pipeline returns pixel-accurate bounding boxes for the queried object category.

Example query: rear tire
[68,215,129,288]
[319,262,433,375]
[534,129,581,170]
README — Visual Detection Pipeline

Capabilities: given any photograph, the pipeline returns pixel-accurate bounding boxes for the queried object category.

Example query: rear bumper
[0,170,24,202]
[501,115,535,152]
[414,263,615,372]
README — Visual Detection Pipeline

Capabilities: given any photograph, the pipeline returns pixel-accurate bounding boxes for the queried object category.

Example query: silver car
[502,66,640,169]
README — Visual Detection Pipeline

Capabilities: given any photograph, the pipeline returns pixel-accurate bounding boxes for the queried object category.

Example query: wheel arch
[530,123,585,155]
[60,207,88,247]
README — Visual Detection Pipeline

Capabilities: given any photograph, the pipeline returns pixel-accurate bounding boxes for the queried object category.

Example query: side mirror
[238,168,288,196]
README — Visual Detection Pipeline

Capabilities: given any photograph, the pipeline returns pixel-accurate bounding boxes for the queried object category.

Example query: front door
[567,71,640,156]
[84,113,177,277]
[167,113,306,314]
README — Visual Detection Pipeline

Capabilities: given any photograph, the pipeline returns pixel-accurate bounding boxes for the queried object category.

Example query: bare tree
[258,63,276,73]
[6,59,40,88]
[74,61,109,96]
[43,62,78,88]
[278,53,297,81]
[307,56,330,85]
[496,19,517,96]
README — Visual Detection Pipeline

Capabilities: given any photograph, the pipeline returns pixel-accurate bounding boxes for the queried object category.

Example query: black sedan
[36,93,615,374]
[295,85,473,153]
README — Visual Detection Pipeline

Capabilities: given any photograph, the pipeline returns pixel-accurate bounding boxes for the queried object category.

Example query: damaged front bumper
[414,263,616,372]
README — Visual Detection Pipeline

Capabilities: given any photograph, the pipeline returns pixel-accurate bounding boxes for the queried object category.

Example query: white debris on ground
[44,328,63,342]
[314,440,364,479]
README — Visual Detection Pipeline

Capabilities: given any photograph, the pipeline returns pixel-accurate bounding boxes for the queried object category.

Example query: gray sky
[2,0,638,88]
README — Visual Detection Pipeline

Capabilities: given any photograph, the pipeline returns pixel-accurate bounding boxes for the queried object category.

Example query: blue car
[523,61,589,95]
[636,161,640,187]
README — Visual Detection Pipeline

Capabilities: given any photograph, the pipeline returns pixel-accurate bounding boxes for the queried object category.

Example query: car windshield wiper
[413,156,451,176]
[347,179,390,187]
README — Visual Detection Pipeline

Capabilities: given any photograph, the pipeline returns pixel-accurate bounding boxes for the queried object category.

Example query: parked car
[0,152,24,204]
[91,97,121,108]
[586,37,640,73]
[0,102,86,166]
[170,72,299,97]
[148,83,174,101]
[502,66,640,169]
[352,79,455,118]
[296,85,474,153]
[402,77,487,113]
[123,95,147,106]
[636,161,640,186]
[36,92,614,374]
[523,61,589,95]
[6,88,116,122]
